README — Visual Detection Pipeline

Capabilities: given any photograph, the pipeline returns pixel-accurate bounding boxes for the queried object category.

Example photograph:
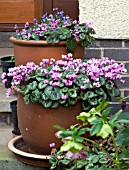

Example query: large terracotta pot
[10,37,84,66]
[18,93,83,155]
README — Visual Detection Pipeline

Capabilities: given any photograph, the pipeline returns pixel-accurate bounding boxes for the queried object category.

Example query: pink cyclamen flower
[120,79,125,83]
[2,79,7,84]
[81,86,86,90]
[93,82,101,88]
[49,143,55,148]
[1,72,7,79]
[6,88,12,97]
[61,95,67,100]
[86,22,92,29]
[66,149,87,159]
[44,80,49,84]
[55,130,62,138]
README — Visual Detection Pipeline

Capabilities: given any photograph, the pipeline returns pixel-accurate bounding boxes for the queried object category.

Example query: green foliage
[66,39,77,52]
[6,56,15,62]
[50,102,129,170]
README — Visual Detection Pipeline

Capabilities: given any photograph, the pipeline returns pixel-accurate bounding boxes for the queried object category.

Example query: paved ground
[0,48,13,58]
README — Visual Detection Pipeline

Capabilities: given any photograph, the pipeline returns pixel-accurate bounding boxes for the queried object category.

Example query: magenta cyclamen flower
[49,143,55,148]
[6,88,12,98]
[1,72,7,79]
[61,95,67,100]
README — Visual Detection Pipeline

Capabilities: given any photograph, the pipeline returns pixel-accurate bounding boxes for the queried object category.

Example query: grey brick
[108,104,122,115]
[125,63,129,74]
[111,91,121,102]
[125,40,129,47]
[108,103,129,115]
[0,32,15,48]
[84,49,101,59]
[93,39,122,48]
[116,76,129,88]
[124,90,129,98]
[104,49,129,61]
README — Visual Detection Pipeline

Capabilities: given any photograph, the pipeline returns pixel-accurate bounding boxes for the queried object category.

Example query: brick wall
[85,39,129,113]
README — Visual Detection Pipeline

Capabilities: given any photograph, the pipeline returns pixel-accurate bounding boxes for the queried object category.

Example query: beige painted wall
[79,0,129,39]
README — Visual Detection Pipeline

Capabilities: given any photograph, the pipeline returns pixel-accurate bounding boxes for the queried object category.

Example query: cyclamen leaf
[68,97,77,105]
[81,40,89,47]
[111,87,120,97]
[99,158,108,164]
[99,77,105,85]
[23,88,30,95]
[60,159,71,165]
[62,87,68,92]
[38,82,47,89]
[36,77,44,82]
[59,34,67,40]
[50,87,61,101]
[79,33,86,40]
[41,100,52,108]
[76,160,85,169]
[51,101,59,108]
[44,85,53,97]
[102,93,107,100]
[68,89,77,98]
[88,98,98,106]
[32,33,39,40]
[95,88,104,95]
[80,91,88,100]
[53,38,60,43]
[27,81,37,90]
[41,93,49,100]
[24,95,29,105]
[82,101,91,111]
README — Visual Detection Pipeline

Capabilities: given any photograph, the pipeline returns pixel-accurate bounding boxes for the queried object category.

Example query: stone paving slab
[0,127,48,170]
[0,48,14,58]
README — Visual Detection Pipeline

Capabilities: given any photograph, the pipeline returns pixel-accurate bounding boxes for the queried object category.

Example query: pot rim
[9,37,67,47]
[9,37,81,47]
[8,135,51,159]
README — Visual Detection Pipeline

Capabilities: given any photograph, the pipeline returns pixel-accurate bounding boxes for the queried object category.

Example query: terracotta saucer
[8,136,51,167]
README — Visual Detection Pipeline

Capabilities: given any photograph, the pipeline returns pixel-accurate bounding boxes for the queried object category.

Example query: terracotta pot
[17,93,83,155]
[10,37,84,66]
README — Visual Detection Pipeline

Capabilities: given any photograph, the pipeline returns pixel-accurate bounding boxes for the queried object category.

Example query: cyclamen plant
[1,54,126,110]
[14,8,95,52]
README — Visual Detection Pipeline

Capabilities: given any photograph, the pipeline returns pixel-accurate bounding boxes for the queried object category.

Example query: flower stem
[111,134,121,170]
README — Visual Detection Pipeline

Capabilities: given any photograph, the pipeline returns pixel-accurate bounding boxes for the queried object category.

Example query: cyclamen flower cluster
[1,53,126,100]
[2,62,39,97]
[14,8,95,52]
